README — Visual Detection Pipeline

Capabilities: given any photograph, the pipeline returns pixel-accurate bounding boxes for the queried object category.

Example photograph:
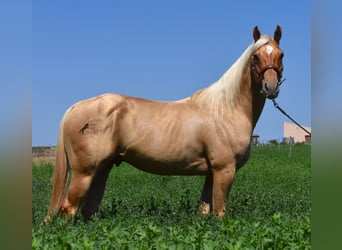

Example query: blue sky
[32,1,310,146]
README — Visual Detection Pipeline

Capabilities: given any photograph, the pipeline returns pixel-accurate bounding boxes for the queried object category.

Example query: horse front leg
[198,172,213,215]
[212,165,236,217]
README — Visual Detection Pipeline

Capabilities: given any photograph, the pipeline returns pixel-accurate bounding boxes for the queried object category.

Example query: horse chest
[236,144,251,170]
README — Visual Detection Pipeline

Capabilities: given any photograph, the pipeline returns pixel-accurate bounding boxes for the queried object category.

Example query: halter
[252,64,282,81]
[251,59,286,98]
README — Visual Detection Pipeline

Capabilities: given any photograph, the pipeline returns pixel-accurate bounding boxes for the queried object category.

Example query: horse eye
[253,54,259,61]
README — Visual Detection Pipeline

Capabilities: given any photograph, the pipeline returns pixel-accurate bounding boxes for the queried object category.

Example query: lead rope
[270,78,311,136]
[272,98,311,136]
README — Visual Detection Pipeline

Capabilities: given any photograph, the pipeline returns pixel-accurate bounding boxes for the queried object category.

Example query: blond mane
[191,35,270,110]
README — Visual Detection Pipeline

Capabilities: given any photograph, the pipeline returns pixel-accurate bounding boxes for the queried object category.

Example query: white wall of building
[283,122,311,143]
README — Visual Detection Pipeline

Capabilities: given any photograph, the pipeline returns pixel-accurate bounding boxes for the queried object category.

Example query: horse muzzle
[262,80,279,99]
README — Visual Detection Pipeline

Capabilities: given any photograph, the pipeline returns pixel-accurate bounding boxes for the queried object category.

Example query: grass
[32,144,311,249]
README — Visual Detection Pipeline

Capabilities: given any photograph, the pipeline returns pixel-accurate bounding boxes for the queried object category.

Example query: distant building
[283,122,311,144]
[32,146,56,157]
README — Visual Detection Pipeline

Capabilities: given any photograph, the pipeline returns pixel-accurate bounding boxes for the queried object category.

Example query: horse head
[252,25,284,99]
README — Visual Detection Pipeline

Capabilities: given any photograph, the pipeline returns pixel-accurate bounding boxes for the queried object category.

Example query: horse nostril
[265,84,269,91]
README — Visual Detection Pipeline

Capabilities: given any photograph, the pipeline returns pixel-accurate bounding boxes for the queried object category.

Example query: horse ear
[253,26,261,42]
[273,25,282,44]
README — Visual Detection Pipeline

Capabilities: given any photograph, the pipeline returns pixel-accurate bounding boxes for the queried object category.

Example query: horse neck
[236,64,266,130]
[190,58,266,130]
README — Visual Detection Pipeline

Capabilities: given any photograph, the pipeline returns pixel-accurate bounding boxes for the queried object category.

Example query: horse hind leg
[60,170,94,218]
[80,163,113,220]
[59,154,99,218]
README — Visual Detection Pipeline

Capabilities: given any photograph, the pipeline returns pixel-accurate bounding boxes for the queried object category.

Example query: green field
[32,144,311,249]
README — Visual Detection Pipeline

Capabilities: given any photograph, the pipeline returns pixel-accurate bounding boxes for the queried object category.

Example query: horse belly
[123,154,208,176]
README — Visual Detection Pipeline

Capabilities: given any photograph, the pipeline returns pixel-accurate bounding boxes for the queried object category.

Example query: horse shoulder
[199,113,252,171]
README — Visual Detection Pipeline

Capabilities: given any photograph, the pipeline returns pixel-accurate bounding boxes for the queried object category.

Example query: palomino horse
[46,26,284,221]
